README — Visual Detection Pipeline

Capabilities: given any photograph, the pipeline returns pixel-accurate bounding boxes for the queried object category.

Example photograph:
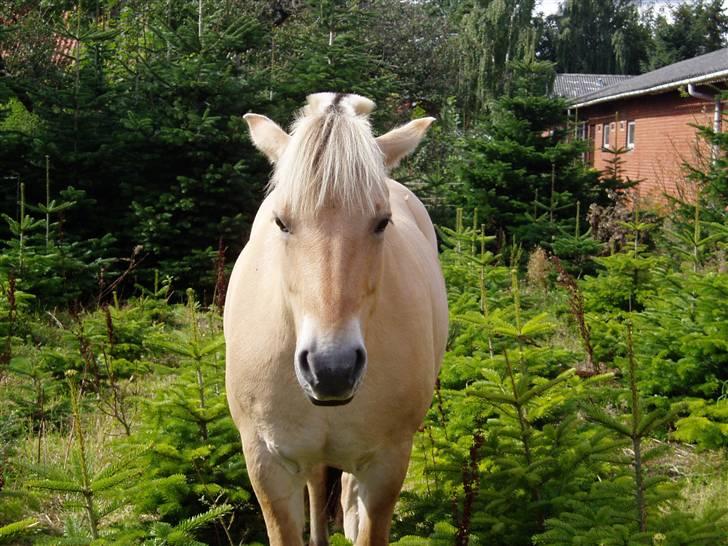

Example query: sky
[534,0,716,17]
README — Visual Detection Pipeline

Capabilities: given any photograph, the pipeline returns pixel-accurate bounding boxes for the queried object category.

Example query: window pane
[627,122,635,149]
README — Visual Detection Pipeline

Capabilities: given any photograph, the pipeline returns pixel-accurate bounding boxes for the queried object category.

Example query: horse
[224,92,448,546]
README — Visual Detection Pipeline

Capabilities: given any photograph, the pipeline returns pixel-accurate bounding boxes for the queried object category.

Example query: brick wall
[577,91,718,204]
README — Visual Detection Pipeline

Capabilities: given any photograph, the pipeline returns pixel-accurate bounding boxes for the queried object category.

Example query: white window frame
[603,123,611,149]
[627,121,636,150]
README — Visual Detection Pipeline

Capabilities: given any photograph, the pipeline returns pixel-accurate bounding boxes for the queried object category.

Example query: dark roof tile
[553,74,634,100]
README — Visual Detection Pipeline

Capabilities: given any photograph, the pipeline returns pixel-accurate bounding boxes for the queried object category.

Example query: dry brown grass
[673,447,728,518]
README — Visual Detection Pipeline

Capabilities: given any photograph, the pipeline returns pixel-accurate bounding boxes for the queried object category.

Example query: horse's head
[244,93,433,405]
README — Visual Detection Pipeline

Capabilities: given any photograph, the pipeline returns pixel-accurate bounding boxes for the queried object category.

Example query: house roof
[553,73,634,100]
[571,47,728,108]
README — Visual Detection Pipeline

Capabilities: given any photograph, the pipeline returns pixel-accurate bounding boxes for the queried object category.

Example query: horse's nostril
[354,348,366,376]
[299,350,309,368]
[298,350,314,382]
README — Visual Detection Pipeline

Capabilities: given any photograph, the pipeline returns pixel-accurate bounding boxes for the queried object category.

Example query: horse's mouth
[307,395,354,407]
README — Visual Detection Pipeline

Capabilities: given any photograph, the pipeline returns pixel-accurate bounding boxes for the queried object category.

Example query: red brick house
[563,48,728,203]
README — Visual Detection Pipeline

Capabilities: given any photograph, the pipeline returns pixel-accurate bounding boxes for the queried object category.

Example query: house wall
[575,91,717,204]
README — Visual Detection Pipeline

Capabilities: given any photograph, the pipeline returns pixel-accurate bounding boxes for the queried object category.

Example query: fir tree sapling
[127,289,259,544]
[400,220,614,545]
[0,171,114,307]
[6,351,66,465]
[538,322,727,544]
[549,201,603,276]
[26,371,141,542]
[454,91,609,251]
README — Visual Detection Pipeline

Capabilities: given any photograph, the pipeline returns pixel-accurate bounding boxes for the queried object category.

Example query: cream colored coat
[224,93,448,546]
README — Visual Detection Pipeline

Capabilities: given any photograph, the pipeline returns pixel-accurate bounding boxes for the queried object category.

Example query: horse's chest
[258,415,383,475]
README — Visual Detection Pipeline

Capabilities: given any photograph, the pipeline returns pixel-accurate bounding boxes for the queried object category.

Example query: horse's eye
[275,217,289,233]
[374,218,391,234]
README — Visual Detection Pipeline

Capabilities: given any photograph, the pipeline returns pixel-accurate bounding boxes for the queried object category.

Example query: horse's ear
[376,117,435,169]
[243,113,290,163]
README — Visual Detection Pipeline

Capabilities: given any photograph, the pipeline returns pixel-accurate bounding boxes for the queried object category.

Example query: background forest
[1,0,727,544]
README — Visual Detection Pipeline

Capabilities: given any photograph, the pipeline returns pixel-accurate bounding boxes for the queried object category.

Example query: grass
[676,448,728,518]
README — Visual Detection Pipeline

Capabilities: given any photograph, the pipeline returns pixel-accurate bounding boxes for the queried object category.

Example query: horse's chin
[307,395,354,407]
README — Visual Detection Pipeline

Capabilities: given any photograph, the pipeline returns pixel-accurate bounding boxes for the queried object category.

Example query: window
[575,122,586,140]
[627,121,636,150]
[603,123,611,149]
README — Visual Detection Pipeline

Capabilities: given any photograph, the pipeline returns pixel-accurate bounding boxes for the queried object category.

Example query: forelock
[269,94,388,216]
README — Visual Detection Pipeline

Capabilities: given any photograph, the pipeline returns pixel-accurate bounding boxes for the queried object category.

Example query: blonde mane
[270,94,389,216]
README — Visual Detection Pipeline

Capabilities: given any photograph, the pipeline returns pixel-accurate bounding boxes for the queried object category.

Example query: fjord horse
[224,93,448,546]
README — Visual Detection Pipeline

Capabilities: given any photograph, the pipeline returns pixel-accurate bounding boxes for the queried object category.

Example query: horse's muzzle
[296,346,366,405]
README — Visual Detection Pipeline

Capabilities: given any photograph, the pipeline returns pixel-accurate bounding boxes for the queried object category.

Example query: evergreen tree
[266,0,398,124]
[398,221,616,545]
[126,290,261,544]
[453,78,609,250]
[536,323,728,544]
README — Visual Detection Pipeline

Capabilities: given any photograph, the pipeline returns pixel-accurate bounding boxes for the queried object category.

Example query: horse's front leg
[352,440,413,546]
[341,471,361,541]
[240,431,306,546]
[307,464,330,546]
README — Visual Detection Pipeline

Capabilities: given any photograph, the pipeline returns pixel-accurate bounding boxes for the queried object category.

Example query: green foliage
[673,398,728,449]
[0,98,41,135]
[582,250,662,314]
[1,2,728,545]
[398,97,464,228]
[270,1,396,113]
[688,113,728,206]
[0,518,39,543]
[122,290,259,543]
[536,480,727,545]
[538,0,652,74]
[0,177,115,308]
[453,91,612,251]
[549,201,603,275]
[647,0,728,71]
[142,503,232,546]
[537,0,726,76]
[455,0,538,121]
[25,372,138,542]
[0,287,263,544]
[400,223,611,544]
[390,521,460,545]
[396,211,728,545]
[357,1,458,107]
[636,270,728,399]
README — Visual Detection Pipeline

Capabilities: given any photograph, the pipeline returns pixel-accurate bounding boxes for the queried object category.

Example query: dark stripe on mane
[332,92,346,108]
[312,98,344,172]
